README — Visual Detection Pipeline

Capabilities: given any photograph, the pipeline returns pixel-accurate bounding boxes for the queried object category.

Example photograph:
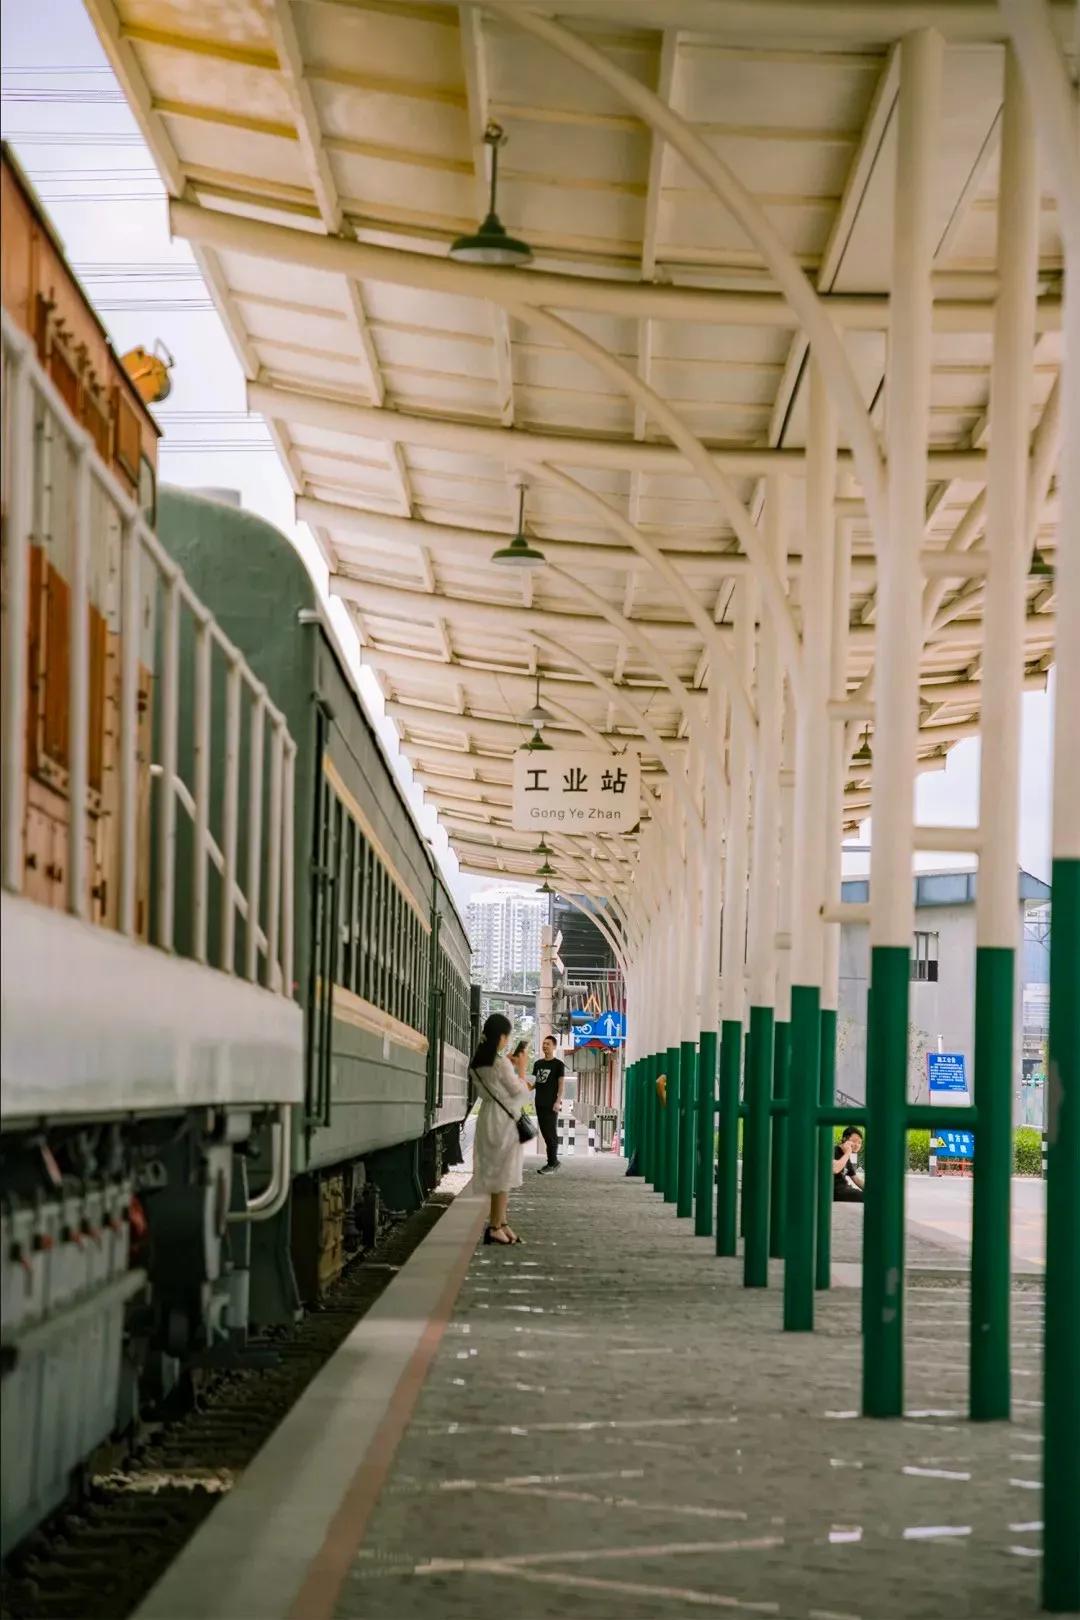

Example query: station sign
[927,1052,967,1093]
[512,749,640,834]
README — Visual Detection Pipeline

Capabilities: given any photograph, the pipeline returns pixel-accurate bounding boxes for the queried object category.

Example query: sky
[1,0,1056,900]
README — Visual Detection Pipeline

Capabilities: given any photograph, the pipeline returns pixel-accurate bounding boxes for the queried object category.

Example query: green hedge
[908,1129,930,1173]
[1014,1126,1042,1176]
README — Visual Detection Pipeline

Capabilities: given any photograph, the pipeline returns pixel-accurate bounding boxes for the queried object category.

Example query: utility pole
[537,923,554,1043]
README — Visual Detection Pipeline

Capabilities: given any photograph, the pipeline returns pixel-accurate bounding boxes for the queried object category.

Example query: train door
[425,909,443,1130]
[305,703,339,1129]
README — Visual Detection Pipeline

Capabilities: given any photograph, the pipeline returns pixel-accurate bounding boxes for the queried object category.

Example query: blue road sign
[927,1052,967,1093]
[596,1009,627,1044]
[570,1010,626,1048]
[934,1130,975,1160]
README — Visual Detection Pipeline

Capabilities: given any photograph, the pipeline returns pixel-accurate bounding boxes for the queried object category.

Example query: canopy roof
[86,0,1065,892]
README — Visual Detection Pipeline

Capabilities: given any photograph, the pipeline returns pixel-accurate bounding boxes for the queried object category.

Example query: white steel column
[969,44,1040,1423]
[676,759,702,1217]
[863,26,943,1417]
[784,359,836,1330]
[717,584,752,1255]
[744,481,786,1283]
[991,11,1078,1597]
[771,686,797,1260]
[696,680,727,1236]
[817,506,853,1292]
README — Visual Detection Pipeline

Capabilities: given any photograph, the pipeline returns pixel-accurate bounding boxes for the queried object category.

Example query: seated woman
[833,1126,865,1202]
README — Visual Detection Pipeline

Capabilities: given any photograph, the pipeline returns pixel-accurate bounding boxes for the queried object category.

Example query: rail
[0,306,296,995]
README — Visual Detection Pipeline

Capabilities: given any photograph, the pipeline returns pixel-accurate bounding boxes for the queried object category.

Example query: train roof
[1,141,160,440]
[161,484,470,944]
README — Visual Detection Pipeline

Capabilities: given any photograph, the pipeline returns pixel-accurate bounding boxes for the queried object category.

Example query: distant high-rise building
[466,887,548,990]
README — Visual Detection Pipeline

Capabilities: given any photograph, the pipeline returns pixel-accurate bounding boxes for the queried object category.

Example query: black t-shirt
[532,1058,565,1111]
[834,1142,861,1198]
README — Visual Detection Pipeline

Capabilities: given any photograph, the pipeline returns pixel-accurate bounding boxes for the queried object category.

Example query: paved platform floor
[338,1158,1044,1620]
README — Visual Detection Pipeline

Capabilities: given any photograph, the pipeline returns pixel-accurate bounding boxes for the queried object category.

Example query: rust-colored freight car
[1,144,160,932]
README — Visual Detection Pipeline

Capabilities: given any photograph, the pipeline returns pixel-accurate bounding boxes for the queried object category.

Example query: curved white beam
[361,645,671,706]
[299,495,992,585]
[999,0,1080,250]
[384,697,687,753]
[252,378,987,483]
[520,305,801,686]
[490,6,887,544]
[338,569,988,652]
[544,559,698,728]
[557,892,631,976]
[169,201,1060,335]
[523,462,756,733]
[331,571,705,647]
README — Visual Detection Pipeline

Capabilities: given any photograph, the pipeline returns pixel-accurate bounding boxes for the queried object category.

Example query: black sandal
[484,1225,512,1245]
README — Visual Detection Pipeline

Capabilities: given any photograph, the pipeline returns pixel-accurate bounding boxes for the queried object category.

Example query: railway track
[0,1187,460,1620]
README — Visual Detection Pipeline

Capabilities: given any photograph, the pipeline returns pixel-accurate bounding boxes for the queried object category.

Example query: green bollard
[1043,856,1080,1614]
[743,1005,774,1287]
[862,951,908,1417]
[650,1050,661,1195]
[816,1008,838,1291]
[769,1021,790,1258]
[665,1044,681,1205]
[783,984,820,1331]
[642,1053,655,1186]
[625,1061,641,1174]
[695,1030,717,1237]
[970,947,1013,1420]
[678,1039,697,1218]
[739,1029,752,1237]
[715,1019,741,1255]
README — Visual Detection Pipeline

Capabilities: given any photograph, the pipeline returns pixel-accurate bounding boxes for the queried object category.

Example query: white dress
[472,1056,528,1194]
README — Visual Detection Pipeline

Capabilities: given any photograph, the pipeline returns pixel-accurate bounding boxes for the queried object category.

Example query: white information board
[511,749,640,833]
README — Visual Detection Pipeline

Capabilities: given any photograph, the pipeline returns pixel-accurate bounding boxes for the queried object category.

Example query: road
[906,1173,1046,1271]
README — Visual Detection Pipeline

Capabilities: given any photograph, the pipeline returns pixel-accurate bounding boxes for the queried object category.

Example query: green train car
[157,487,475,1322]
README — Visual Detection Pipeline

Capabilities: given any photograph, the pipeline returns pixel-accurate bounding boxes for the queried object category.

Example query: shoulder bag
[469,1066,539,1143]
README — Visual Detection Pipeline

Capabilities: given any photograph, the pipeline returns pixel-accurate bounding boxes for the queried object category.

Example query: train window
[335,801,347,986]
[347,820,359,993]
[340,818,354,989]
[113,388,140,486]
[388,884,397,1021]
[350,824,361,995]
[371,862,380,1010]
[394,887,402,1020]
[377,863,388,1012]
[396,893,405,1024]
[388,883,398,1019]
[81,386,111,464]
[139,453,156,526]
[362,842,375,1004]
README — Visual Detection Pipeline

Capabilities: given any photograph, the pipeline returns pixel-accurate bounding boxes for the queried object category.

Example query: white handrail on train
[0,305,296,999]
[227,1107,293,1223]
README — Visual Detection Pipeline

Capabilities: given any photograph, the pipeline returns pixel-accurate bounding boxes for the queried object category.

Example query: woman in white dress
[470,1013,529,1246]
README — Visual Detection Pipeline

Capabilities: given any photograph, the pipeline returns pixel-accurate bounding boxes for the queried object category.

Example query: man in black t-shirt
[531,1035,565,1173]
